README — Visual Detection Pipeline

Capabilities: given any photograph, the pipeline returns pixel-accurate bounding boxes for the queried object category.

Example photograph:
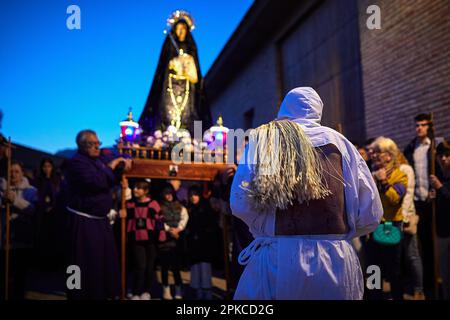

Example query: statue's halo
[165,10,195,33]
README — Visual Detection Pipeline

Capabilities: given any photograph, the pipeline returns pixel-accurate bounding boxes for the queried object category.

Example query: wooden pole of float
[4,138,12,300]
[120,175,127,300]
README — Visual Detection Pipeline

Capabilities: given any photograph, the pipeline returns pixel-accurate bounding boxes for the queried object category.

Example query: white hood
[276,87,323,128]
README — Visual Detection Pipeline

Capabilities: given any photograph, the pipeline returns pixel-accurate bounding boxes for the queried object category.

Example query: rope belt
[238,234,349,266]
[67,206,106,220]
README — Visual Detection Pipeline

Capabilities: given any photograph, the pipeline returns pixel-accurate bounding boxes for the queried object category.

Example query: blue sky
[0,0,253,154]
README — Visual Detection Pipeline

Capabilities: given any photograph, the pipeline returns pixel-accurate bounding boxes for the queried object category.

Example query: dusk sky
[0,0,254,154]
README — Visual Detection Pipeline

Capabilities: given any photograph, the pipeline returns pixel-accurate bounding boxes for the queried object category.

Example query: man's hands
[220,164,237,185]
[429,175,443,190]
[428,175,443,200]
[4,190,15,204]
[119,209,127,219]
[108,157,132,172]
[169,227,180,239]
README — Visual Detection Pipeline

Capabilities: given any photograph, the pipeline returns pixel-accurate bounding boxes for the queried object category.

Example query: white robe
[230,87,383,300]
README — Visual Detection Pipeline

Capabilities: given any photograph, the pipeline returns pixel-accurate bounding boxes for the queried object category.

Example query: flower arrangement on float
[118,109,229,163]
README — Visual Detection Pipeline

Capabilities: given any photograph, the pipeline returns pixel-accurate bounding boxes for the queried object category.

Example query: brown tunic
[275,143,349,236]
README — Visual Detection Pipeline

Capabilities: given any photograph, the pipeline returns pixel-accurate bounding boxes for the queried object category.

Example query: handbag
[373,221,401,245]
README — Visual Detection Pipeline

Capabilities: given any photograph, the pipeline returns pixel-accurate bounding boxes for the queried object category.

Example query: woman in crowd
[367,137,408,300]
[397,151,425,300]
[0,161,38,300]
[158,183,188,299]
[34,158,62,271]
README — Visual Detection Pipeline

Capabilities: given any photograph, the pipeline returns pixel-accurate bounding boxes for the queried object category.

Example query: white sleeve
[177,206,189,231]
[230,147,258,228]
[125,187,132,201]
[399,165,416,220]
[353,158,383,237]
[13,195,31,211]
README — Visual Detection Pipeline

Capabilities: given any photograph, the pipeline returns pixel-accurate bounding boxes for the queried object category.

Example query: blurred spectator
[429,140,450,299]
[186,185,220,299]
[398,152,425,300]
[367,137,408,300]
[403,113,441,297]
[158,183,188,300]
[216,165,254,298]
[0,161,38,300]
[168,179,188,206]
[122,180,162,300]
[34,158,62,271]
[0,134,9,178]
[356,143,370,165]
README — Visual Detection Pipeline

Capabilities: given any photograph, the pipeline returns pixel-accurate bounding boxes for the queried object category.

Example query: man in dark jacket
[65,130,132,300]
[403,113,441,298]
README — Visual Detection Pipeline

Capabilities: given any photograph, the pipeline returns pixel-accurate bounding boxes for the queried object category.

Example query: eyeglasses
[371,150,389,157]
[85,141,102,148]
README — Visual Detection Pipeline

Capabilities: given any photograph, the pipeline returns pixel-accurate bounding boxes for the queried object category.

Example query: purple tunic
[65,152,120,300]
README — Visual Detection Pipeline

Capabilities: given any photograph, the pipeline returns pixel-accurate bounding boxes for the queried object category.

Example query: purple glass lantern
[120,109,141,143]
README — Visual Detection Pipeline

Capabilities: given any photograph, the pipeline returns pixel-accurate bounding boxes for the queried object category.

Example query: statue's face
[175,23,187,42]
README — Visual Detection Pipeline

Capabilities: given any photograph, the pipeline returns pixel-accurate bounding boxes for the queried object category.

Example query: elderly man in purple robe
[65,129,132,300]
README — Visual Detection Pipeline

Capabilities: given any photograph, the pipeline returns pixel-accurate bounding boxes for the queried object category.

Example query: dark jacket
[436,176,450,238]
[0,177,38,249]
[186,200,220,265]
[404,138,442,180]
[65,152,119,217]
[64,152,121,300]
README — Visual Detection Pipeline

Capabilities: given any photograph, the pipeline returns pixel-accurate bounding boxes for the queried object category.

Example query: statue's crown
[166,10,195,32]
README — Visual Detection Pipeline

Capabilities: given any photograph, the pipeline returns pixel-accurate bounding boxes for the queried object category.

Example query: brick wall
[209,46,279,131]
[209,0,366,142]
[280,0,365,141]
[359,0,450,149]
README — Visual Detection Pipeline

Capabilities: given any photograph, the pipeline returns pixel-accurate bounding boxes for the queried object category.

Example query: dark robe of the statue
[64,152,120,300]
[139,21,212,136]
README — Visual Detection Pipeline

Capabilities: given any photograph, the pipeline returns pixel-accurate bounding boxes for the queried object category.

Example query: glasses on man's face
[85,141,102,148]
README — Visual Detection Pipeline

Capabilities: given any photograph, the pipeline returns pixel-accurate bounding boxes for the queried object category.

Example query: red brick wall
[209,46,279,131]
[359,0,450,148]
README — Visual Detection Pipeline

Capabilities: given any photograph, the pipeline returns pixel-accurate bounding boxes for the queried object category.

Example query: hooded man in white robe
[230,87,383,300]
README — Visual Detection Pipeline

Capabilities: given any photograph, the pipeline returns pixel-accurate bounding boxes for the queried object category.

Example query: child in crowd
[158,183,189,300]
[121,180,162,300]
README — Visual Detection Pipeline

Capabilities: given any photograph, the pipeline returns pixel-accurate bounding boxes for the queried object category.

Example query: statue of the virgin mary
[139,10,212,136]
